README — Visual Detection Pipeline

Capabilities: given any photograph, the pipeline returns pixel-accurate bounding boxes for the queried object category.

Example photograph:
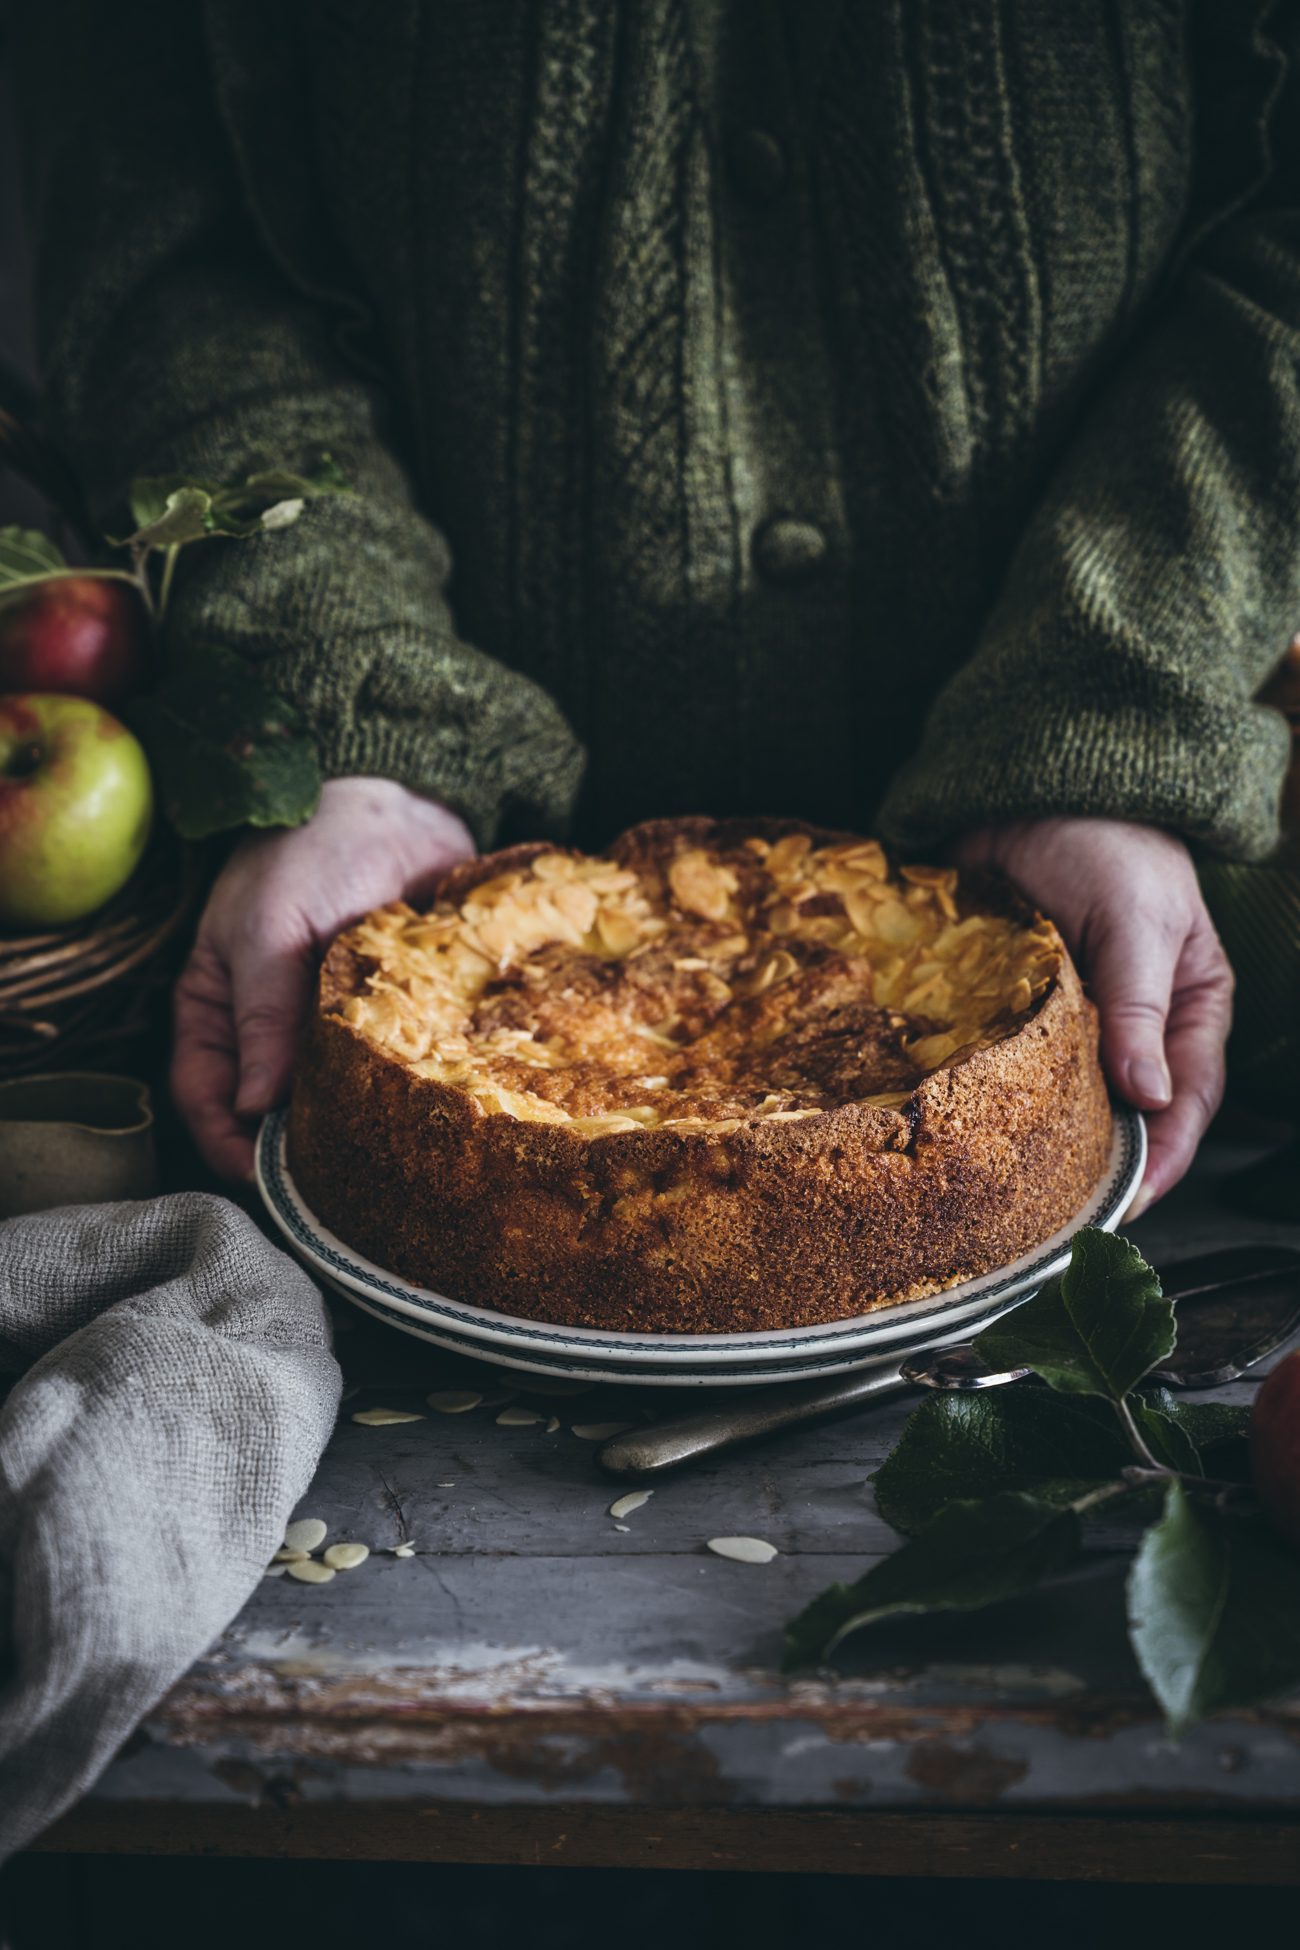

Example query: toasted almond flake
[263,1565,287,1578]
[545,1415,560,1434]
[286,1559,336,1584]
[437,1481,456,1487]
[496,1405,544,1427]
[392,1544,415,1558]
[272,1545,310,1564]
[352,1407,425,1426]
[284,1518,328,1554]
[427,1390,483,1414]
[706,1536,779,1564]
[571,1421,636,1441]
[323,1542,370,1571]
[609,1490,652,1520]
[613,1524,630,1533]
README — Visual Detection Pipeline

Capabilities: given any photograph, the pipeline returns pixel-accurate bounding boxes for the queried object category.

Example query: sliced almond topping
[427,1390,483,1414]
[496,1406,545,1427]
[286,1559,336,1585]
[768,832,812,878]
[323,1542,370,1571]
[352,1407,425,1426]
[283,1518,327,1554]
[571,1421,636,1441]
[608,1490,653,1520]
[669,849,734,922]
[530,852,578,881]
[706,1536,779,1564]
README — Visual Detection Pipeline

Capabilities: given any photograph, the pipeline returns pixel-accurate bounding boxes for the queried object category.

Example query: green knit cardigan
[14,1,1300,857]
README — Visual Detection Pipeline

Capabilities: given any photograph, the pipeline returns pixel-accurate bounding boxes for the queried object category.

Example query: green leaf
[873,1389,1139,1536]
[784,1493,1081,1670]
[975,1229,1174,1402]
[1144,1396,1252,1450]
[0,524,67,589]
[121,484,215,550]
[123,455,348,551]
[134,643,322,839]
[1133,1400,1202,1476]
[1128,1482,1300,1734]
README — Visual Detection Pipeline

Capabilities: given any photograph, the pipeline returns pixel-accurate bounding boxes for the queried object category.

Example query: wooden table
[33,1126,1300,1882]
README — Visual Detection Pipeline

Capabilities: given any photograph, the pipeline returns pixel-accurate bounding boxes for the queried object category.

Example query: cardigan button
[753,515,827,583]
[727,127,788,206]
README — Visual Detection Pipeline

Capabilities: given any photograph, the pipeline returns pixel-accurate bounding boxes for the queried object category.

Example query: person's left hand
[953,817,1234,1218]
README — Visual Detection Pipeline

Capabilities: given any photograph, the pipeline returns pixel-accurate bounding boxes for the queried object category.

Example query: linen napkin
[0,1192,340,1855]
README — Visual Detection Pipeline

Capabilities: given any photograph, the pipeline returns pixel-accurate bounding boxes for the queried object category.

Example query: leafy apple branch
[0,456,350,838]
[784,1227,1300,1734]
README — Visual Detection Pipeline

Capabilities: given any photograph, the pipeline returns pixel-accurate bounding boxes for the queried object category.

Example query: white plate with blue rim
[256,1106,1144,1386]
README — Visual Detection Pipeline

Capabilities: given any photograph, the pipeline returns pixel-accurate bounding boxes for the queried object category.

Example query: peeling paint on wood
[70,1136,1300,1830]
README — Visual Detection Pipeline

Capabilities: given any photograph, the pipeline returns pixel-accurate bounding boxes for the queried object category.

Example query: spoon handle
[597,1359,912,1477]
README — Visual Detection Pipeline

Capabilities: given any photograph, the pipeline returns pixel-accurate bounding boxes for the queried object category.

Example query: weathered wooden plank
[65,1127,1300,1837]
[31,1804,1300,1883]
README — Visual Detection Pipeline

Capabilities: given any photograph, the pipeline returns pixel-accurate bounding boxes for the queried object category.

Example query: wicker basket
[0,838,196,1078]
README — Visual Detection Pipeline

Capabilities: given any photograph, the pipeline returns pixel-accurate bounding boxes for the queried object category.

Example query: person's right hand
[172,776,476,1181]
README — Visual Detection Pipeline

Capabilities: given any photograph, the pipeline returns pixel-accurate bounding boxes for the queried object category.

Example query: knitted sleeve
[878,43,1300,865]
[13,8,584,850]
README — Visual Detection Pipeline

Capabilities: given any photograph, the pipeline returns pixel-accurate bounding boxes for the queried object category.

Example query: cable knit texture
[13,0,1299,856]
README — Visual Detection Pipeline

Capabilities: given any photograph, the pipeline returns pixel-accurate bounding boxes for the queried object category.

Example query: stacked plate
[256,1108,1145,1388]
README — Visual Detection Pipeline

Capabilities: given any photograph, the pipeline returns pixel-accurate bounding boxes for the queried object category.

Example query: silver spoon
[597,1245,1300,1479]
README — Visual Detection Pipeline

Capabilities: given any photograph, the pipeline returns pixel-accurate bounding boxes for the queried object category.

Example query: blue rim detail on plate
[257,1106,1144,1370]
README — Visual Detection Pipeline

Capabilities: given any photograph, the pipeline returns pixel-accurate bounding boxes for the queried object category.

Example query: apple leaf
[871,1383,1200,1537]
[121,455,349,552]
[135,643,321,839]
[784,1492,1082,1670]
[975,1228,1174,1403]
[872,1389,1135,1536]
[1127,1482,1300,1734]
[123,486,215,552]
[0,524,67,590]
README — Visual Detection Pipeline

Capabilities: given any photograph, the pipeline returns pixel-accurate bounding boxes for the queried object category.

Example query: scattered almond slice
[391,1544,415,1558]
[286,1559,336,1584]
[571,1421,636,1441]
[272,1545,310,1564]
[545,1415,560,1434]
[352,1407,425,1426]
[613,1524,630,1534]
[609,1490,653,1520]
[284,1518,327,1554]
[706,1536,779,1564]
[496,1406,545,1427]
[427,1390,483,1415]
[263,1565,287,1578]
[323,1542,370,1571]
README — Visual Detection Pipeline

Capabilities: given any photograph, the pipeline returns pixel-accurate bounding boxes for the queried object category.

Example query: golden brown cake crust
[287,817,1113,1332]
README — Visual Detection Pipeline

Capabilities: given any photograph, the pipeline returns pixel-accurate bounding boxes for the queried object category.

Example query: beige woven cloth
[0,1193,340,1855]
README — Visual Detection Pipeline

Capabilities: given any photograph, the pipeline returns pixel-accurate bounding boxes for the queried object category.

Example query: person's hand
[173,776,476,1181]
[953,818,1233,1218]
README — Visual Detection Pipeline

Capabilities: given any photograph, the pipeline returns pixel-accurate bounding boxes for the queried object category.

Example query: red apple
[1251,1348,1300,1548]
[0,693,154,928]
[0,576,149,705]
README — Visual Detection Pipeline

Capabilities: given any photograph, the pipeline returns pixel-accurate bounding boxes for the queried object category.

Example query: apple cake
[287,817,1112,1332]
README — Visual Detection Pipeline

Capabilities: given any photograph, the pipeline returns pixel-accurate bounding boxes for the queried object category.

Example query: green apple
[0,692,154,928]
